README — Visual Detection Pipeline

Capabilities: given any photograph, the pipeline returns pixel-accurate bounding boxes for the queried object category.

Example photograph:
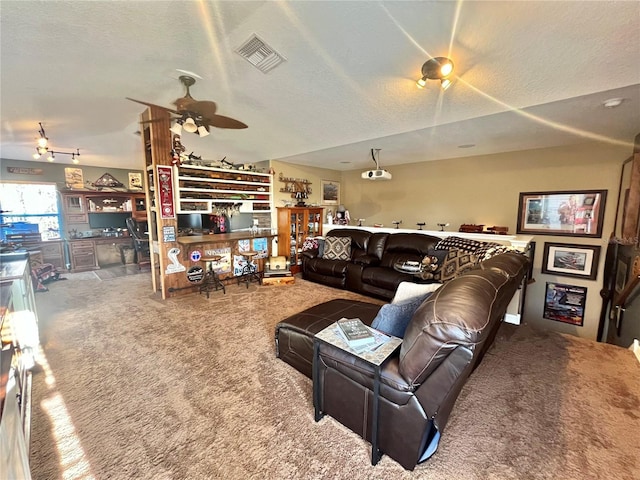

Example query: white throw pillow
[391,281,442,304]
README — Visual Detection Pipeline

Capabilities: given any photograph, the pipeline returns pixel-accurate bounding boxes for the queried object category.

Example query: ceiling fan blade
[126,97,181,115]
[204,115,248,129]
[139,116,179,125]
[187,100,218,119]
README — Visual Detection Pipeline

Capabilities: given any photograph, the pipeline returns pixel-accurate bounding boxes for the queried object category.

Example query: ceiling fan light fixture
[183,116,198,133]
[441,78,453,90]
[197,125,210,137]
[47,153,55,162]
[170,121,183,135]
[416,77,427,89]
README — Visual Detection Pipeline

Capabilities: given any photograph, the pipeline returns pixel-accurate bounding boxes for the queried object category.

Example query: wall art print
[517,190,606,238]
[543,282,587,326]
[541,242,600,280]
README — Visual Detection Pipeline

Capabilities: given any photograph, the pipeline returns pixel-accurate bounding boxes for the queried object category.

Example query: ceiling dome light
[603,98,624,108]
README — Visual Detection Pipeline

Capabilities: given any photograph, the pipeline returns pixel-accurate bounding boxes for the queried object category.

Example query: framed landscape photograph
[516,190,607,238]
[321,180,340,205]
[541,242,600,280]
[543,282,587,326]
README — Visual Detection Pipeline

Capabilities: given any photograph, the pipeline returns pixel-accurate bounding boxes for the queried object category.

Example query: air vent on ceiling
[235,34,286,73]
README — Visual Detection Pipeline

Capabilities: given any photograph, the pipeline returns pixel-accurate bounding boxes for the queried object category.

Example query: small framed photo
[129,172,143,190]
[541,242,600,280]
[543,282,587,326]
[321,180,340,205]
[517,190,607,238]
[64,167,84,189]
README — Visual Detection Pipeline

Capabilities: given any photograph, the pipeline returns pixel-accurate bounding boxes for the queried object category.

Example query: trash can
[120,246,136,265]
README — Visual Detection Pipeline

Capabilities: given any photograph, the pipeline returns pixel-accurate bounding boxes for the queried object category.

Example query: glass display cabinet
[277,207,323,274]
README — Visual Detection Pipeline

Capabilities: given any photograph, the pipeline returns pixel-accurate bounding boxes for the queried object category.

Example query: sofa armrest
[353,253,380,266]
[301,248,319,259]
[318,342,414,401]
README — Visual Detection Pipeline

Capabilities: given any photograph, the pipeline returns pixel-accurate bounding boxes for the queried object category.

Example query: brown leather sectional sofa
[302,228,443,299]
[275,252,529,470]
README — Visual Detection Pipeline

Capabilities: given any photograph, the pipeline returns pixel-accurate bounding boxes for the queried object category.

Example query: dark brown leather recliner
[315,253,529,470]
[302,229,442,300]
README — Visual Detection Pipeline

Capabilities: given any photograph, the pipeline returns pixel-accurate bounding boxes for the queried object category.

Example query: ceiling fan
[126,75,248,137]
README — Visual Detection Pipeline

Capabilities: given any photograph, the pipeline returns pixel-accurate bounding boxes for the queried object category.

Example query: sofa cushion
[391,281,442,304]
[302,236,325,256]
[361,266,413,291]
[372,294,431,338]
[305,257,350,276]
[323,236,351,260]
[433,249,478,283]
[476,251,528,279]
[379,234,441,268]
[434,236,484,253]
[399,267,515,385]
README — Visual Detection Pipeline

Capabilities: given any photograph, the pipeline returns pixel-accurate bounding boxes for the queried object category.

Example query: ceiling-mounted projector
[361,169,392,180]
[363,148,392,180]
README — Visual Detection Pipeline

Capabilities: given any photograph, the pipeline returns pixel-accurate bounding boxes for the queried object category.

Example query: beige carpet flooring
[28,270,640,479]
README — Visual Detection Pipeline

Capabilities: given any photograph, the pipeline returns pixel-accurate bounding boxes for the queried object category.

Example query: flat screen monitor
[88,212,129,229]
[177,213,202,231]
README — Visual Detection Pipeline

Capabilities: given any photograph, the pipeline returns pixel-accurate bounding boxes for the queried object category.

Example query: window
[0,182,61,241]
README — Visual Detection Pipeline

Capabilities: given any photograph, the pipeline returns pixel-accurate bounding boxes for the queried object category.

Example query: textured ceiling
[1,1,639,172]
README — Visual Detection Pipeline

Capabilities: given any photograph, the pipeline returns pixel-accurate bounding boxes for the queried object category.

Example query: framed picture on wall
[541,242,601,280]
[543,282,586,326]
[321,180,340,205]
[516,190,607,238]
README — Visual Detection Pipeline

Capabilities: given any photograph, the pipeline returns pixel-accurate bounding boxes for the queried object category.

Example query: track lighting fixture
[33,122,81,163]
[416,57,454,90]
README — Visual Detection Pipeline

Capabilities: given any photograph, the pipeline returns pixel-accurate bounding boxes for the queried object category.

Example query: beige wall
[270,160,340,216]
[279,142,632,341]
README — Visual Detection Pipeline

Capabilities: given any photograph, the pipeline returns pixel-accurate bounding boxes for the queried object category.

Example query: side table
[313,323,403,465]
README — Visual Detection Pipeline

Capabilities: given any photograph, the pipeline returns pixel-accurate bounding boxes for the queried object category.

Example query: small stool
[200,255,226,298]
[237,251,261,288]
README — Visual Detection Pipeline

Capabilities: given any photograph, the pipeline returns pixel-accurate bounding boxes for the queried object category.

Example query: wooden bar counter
[165,230,277,297]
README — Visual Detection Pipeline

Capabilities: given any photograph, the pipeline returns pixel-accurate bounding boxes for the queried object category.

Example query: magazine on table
[335,318,391,353]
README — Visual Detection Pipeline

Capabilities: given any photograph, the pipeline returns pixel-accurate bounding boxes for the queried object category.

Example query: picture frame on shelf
[541,242,601,280]
[516,190,607,238]
[321,180,340,205]
[543,282,587,326]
